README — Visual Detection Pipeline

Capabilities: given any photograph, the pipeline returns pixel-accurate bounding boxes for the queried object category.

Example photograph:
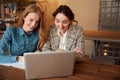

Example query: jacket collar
[52,24,76,50]
[66,24,76,50]
[19,28,33,36]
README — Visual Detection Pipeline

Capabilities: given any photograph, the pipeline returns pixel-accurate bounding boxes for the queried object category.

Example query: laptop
[24,51,75,79]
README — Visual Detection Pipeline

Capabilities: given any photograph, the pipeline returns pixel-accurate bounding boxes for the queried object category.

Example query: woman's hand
[17,56,24,62]
[73,47,84,56]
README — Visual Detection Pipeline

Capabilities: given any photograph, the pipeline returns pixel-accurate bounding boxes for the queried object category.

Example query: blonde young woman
[0,4,46,63]
[41,5,84,61]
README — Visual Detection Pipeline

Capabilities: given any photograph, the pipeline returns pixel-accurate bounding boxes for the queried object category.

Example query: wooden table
[0,59,120,80]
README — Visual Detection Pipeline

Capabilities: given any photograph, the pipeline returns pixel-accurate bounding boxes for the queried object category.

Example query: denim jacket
[0,26,38,63]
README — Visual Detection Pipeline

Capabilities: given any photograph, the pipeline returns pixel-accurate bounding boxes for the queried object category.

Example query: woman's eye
[63,22,67,24]
[63,21,68,24]
[56,20,60,23]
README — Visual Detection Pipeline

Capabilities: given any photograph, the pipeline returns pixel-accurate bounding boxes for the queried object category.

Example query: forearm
[0,55,17,63]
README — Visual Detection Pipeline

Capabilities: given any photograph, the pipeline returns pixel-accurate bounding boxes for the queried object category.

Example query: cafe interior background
[0,0,120,64]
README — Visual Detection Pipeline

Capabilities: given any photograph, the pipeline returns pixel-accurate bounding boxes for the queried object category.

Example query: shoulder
[2,26,19,39]
[49,24,57,33]
[68,24,84,37]
[5,26,21,34]
[69,24,84,32]
[75,24,83,30]
[6,26,18,31]
[49,24,56,30]
[5,26,15,32]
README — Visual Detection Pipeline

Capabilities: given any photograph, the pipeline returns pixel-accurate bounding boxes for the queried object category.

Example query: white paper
[0,62,25,69]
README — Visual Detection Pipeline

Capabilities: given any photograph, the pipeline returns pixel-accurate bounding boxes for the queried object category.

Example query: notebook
[24,51,75,79]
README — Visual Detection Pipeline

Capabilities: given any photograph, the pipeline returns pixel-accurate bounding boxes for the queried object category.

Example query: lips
[59,27,65,30]
[29,26,34,31]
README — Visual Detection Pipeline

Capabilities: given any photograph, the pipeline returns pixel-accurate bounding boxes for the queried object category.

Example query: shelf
[0,31,4,33]
[0,0,36,30]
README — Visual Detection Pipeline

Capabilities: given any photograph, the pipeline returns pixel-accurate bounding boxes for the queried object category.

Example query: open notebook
[24,51,75,79]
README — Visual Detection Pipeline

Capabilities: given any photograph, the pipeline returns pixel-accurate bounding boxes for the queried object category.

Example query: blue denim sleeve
[0,27,17,63]
[0,55,17,63]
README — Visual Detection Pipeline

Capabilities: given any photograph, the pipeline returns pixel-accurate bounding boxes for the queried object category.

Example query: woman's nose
[59,22,63,27]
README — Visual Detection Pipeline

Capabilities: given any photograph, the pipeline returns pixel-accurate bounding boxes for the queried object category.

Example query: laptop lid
[24,51,75,79]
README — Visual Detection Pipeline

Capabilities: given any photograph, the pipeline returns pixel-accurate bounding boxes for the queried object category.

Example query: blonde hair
[15,4,46,50]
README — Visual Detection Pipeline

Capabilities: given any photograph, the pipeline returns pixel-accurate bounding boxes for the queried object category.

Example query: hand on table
[73,47,84,57]
[17,56,24,62]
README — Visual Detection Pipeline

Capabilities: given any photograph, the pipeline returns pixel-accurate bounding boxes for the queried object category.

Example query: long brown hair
[15,4,46,50]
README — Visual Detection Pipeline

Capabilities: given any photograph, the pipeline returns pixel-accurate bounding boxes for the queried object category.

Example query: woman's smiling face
[23,12,40,33]
[54,13,71,35]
